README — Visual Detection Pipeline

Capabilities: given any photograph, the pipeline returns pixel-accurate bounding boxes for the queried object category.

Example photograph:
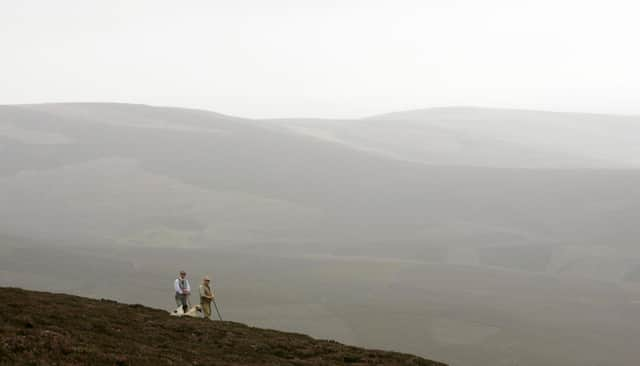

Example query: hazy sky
[1,0,639,118]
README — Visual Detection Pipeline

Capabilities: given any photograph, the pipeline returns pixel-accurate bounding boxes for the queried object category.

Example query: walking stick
[213,299,223,321]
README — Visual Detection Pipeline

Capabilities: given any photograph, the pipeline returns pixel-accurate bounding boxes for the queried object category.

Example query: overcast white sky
[1,0,639,118]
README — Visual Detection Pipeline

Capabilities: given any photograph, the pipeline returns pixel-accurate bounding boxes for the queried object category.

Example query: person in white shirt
[174,270,191,313]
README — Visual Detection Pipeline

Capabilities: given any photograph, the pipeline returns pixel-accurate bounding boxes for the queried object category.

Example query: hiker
[199,276,215,319]
[174,270,191,313]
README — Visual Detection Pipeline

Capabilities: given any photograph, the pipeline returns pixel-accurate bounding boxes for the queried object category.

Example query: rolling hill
[2,103,640,365]
[0,287,444,365]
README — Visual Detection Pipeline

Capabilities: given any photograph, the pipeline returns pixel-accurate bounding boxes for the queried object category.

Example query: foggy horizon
[6,102,640,120]
[3,0,640,118]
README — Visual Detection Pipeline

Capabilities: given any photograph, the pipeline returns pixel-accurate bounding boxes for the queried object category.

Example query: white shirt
[174,278,191,294]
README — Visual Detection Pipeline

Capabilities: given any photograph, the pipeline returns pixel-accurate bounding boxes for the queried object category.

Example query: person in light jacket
[174,270,191,313]
[199,276,214,319]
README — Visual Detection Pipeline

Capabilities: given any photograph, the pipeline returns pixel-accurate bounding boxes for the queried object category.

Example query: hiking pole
[213,299,223,321]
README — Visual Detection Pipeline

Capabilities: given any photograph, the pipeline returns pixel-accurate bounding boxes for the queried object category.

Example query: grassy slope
[0,287,445,366]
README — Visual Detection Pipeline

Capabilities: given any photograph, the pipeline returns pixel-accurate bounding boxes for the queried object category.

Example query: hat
[203,276,210,281]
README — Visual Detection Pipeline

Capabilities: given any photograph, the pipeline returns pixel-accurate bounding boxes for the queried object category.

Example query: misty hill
[0,287,444,365]
[2,103,640,365]
[2,103,640,272]
[268,106,640,168]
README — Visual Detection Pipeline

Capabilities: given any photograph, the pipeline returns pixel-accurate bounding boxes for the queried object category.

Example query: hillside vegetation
[0,287,444,366]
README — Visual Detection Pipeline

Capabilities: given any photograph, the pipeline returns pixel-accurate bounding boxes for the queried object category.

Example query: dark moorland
[0,287,445,366]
